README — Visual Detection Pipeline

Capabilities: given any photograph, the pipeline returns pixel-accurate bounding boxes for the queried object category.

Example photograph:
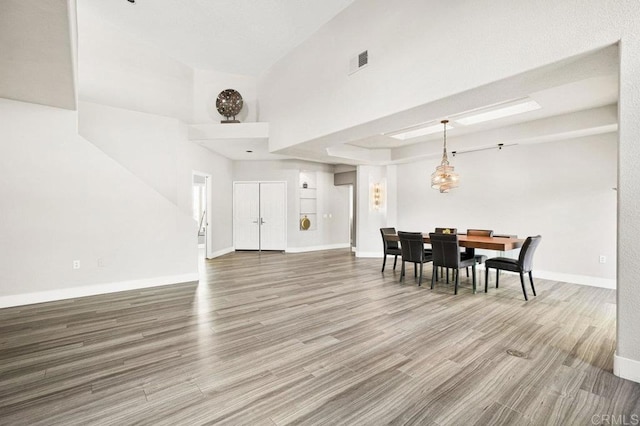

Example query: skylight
[390,123,454,140]
[454,99,541,126]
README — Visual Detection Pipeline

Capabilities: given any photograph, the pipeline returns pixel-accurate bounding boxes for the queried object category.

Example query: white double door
[233,182,286,251]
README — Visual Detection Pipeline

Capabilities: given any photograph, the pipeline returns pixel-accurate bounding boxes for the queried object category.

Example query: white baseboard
[207,246,234,259]
[535,270,616,289]
[0,273,199,309]
[286,243,350,253]
[614,352,640,384]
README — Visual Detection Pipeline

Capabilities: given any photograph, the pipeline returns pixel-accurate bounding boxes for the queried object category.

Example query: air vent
[349,50,369,75]
[359,50,368,67]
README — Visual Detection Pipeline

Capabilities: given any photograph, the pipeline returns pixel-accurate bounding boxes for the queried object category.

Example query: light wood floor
[1,249,638,425]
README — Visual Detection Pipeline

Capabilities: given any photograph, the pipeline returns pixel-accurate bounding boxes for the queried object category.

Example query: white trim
[0,273,199,309]
[286,243,350,253]
[207,246,234,259]
[534,270,616,289]
[614,352,640,384]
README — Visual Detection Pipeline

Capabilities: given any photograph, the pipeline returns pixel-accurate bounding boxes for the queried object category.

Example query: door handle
[260,218,266,225]
[252,219,259,224]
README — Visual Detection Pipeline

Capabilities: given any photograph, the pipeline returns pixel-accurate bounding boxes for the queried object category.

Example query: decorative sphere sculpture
[216,89,243,123]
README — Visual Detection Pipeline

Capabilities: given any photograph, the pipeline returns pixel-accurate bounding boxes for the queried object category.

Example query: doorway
[192,171,211,265]
[233,181,286,251]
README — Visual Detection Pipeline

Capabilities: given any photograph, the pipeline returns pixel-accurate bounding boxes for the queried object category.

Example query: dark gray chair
[433,227,462,282]
[398,231,432,286]
[380,227,401,272]
[429,232,476,294]
[484,235,542,301]
[465,229,494,271]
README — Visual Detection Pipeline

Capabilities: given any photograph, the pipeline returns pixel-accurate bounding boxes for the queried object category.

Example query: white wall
[78,101,234,257]
[0,99,197,306]
[355,164,397,257]
[176,136,234,256]
[78,102,180,204]
[193,69,258,124]
[396,134,617,285]
[232,160,350,251]
[77,5,194,121]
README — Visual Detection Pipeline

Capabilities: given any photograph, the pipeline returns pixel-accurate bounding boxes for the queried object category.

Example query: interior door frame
[192,170,212,259]
[233,180,287,251]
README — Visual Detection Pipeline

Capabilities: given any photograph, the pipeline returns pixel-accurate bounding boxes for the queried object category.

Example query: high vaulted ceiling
[80,0,356,76]
[78,1,618,165]
[0,2,620,166]
[272,45,619,166]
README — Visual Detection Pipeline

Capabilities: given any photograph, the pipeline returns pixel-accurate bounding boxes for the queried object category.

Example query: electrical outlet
[73,260,81,269]
[599,255,606,264]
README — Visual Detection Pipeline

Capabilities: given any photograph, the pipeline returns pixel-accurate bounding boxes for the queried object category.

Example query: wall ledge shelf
[188,122,269,141]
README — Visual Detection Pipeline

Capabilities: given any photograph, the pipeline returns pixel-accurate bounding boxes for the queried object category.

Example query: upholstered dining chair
[464,229,494,277]
[484,235,542,301]
[433,227,461,282]
[398,231,432,286]
[380,227,402,272]
[429,232,476,294]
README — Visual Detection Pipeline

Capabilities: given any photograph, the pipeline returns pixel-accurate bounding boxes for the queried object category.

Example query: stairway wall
[0,98,198,307]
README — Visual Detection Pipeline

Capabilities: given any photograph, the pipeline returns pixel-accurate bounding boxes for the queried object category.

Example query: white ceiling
[78,2,618,165]
[0,0,76,109]
[271,45,620,165]
[81,0,356,76]
[346,75,618,150]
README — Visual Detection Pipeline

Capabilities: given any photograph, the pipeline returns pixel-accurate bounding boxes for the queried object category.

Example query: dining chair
[465,229,494,275]
[434,227,460,282]
[398,231,433,286]
[435,227,457,234]
[429,232,476,294]
[484,235,542,301]
[380,227,402,272]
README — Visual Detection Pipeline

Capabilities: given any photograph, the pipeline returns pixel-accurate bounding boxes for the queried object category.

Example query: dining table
[384,233,524,251]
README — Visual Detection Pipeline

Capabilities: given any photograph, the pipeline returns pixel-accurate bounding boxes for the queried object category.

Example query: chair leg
[454,269,459,295]
[484,267,489,293]
[393,255,398,270]
[471,264,477,293]
[418,262,423,286]
[382,255,387,273]
[431,267,436,289]
[519,272,529,301]
[529,271,537,296]
[414,263,417,277]
[399,261,405,283]
[466,267,469,277]
[496,270,500,288]
[446,268,450,284]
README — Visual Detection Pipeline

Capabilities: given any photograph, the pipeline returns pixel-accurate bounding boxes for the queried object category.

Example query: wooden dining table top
[385,233,524,251]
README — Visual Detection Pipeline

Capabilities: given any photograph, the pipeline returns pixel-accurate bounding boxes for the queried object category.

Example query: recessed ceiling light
[389,122,454,141]
[454,98,541,126]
